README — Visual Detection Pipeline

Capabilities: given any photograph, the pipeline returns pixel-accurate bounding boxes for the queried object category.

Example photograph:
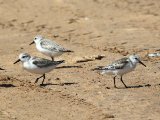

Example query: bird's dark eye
[22,56,27,58]
[34,37,37,40]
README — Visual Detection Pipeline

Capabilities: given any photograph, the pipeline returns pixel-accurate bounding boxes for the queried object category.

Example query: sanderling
[148,52,160,57]
[29,35,73,61]
[93,55,146,88]
[14,53,64,85]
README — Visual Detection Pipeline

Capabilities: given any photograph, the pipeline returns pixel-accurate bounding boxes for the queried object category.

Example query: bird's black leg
[51,57,54,61]
[41,74,46,85]
[120,76,128,88]
[113,76,117,88]
[35,74,44,84]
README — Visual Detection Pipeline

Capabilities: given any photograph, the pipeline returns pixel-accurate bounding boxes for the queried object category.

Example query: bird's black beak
[29,41,34,45]
[138,60,146,67]
[14,59,21,64]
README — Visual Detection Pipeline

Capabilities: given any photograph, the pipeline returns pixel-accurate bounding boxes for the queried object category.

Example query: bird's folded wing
[32,57,59,68]
[103,57,129,70]
[110,57,129,69]
[40,39,66,52]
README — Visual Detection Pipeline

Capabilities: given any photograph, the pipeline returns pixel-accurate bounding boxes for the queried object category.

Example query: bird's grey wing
[40,39,66,52]
[103,57,129,70]
[32,57,64,68]
[112,57,129,69]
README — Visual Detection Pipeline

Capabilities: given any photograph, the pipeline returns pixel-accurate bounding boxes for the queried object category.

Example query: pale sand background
[0,0,160,119]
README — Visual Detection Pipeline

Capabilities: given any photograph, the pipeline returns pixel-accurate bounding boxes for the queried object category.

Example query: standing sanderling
[93,55,146,88]
[29,35,73,61]
[14,53,64,85]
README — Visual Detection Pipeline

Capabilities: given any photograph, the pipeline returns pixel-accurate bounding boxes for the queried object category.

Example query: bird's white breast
[23,61,56,74]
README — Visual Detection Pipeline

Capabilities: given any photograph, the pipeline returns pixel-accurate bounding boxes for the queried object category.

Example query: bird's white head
[14,53,31,64]
[129,55,139,63]
[29,35,44,45]
[129,55,146,67]
[19,53,31,62]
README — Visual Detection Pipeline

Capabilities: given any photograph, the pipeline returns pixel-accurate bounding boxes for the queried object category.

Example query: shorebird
[14,53,64,85]
[93,55,146,88]
[29,35,73,61]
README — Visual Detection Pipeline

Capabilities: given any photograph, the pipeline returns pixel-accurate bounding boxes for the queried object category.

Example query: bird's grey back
[32,57,64,68]
[40,39,67,52]
[105,57,130,70]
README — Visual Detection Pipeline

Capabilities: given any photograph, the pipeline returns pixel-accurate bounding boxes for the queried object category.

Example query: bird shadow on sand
[116,84,151,89]
[56,65,83,69]
[0,84,16,88]
[40,82,78,87]
[39,83,59,87]
[59,82,78,86]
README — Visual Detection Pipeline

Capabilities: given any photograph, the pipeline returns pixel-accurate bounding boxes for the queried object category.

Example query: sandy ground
[0,0,160,119]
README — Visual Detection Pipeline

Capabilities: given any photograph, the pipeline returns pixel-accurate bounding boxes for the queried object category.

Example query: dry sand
[0,0,160,119]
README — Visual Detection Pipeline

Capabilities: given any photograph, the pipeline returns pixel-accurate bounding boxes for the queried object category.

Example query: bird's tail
[92,66,107,75]
[92,66,105,71]
[56,60,65,64]
[63,49,74,53]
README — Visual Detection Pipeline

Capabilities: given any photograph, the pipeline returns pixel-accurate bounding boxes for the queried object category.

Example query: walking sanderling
[29,35,73,61]
[93,55,146,88]
[14,53,64,85]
